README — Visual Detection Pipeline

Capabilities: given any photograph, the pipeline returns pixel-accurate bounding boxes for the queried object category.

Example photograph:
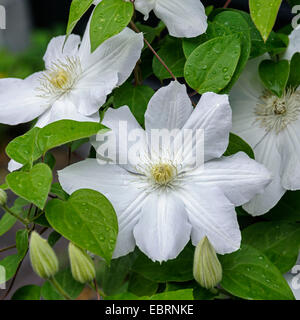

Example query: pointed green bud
[68,242,96,284]
[0,189,7,206]
[193,237,222,289]
[29,231,59,279]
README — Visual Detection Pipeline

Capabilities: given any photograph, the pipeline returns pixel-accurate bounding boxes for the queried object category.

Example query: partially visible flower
[29,231,59,279]
[0,189,7,206]
[93,0,208,38]
[0,26,143,127]
[58,81,270,262]
[193,237,222,289]
[68,242,96,284]
[230,27,300,215]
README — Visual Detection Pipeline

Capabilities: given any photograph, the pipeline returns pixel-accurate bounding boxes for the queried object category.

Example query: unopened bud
[68,242,96,284]
[193,237,222,289]
[29,231,59,279]
[0,189,7,206]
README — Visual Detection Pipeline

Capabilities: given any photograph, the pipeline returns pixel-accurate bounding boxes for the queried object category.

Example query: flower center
[255,89,300,133]
[150,163,176,185]
[49,69,69,89]
[36,57,82,99]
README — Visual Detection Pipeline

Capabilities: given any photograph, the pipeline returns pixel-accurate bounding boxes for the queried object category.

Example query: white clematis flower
[230,27,300,216]
[58,81,271,262]
[0,27,143,127]
[93,0,207,38]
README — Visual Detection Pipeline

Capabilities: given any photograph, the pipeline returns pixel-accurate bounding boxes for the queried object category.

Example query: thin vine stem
[1,204,29,226]
[223,0,232,8]
[130,21,177,81]
[50,277,72,300]
[0,244,16,253]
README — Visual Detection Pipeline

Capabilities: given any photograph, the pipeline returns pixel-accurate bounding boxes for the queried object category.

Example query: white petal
[145,81,193,132]
[283,26,300,61]
[133,190,191,262]
[43,35,81,68]
[178,184,241,254]
[71,71,118,116]
[153,0,207,38]
[0,73,49,126]
[91,106,147,170]
[186,152,271,207]
[8,160,23,172]
[277,120,300,190]
[134,0,156,20]
[43,98,100,126]
[58,159,146,258]
[230,56,268,147]
[183,92,232,162]
[243,132,285,215]
[80,27,144,86]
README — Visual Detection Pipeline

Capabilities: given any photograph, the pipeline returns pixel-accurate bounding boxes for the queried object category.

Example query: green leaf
[151,289,194,300]
[184,35,241,94]
[50,183,69,200]
[287,53,300,89]
[242,221,300,273]
[66,0,94,36]
[6,121,104,168]
[12,285,41,300]
[37,120,107,156]
[41,268,84,300]
[16,229,29,259]
[132,243,194,283]
[166,281,216,300]
[6,163,52,210]
[249,0,282,42]
[114,83,154,126]
[224,133,255,159]
[6,127,41,166]
[128,273,158,297]
[97,252,137,296]
[71,138,89,153]
[0,254,20,284]
[48,231,62,247]
[266,32,289,56]
[182,34,208,59]
[209,11,251,92]
[46,189,118,263]
[153,36,186,80]
[0,213,16,237]
[219,244,295,300]
[265,190,300,221]
[0,198,30,236]
[106,289,194,300]
[90,0,134,52]
[259,59,290,97]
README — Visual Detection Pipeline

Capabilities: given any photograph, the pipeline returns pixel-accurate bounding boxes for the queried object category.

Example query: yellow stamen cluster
[151,163,175,185]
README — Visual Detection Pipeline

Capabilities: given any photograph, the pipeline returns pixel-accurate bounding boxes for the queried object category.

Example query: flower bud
[0,189,7,206]
[68,242,96,284]
[193,237,222,289]
[29,231,59,279]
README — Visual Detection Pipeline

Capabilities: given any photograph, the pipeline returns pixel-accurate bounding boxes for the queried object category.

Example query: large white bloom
[58,81,271,262]
[230,27,300,216]
[93,0,207,38]
[0,27,143,127]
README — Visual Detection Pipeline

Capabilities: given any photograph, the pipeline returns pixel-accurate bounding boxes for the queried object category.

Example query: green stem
[90,281,106,300]
[0,244,16,253]
[1,204,29,226]
[50,277,72,300]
